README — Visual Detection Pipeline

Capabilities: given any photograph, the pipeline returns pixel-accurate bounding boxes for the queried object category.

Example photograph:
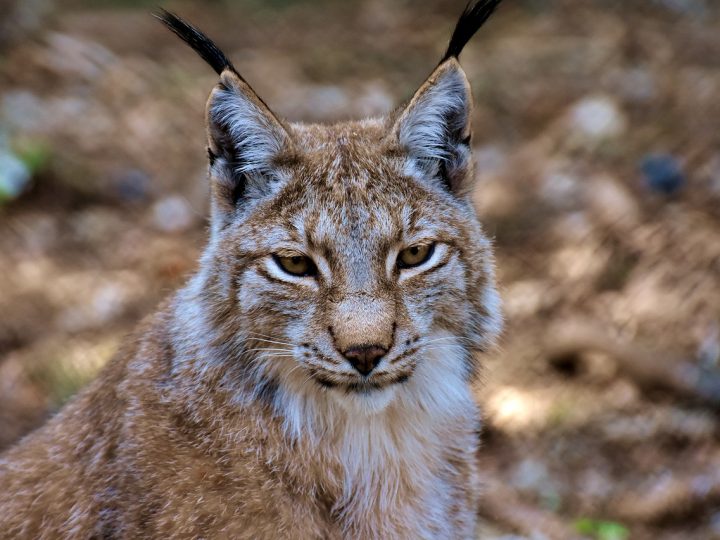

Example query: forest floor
[1,0,720,538]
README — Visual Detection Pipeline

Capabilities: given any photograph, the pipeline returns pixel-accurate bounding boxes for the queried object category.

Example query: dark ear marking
[441,0,503,63]
[154,9,239,77]
[207,147,217,166]
[230,174,247,207]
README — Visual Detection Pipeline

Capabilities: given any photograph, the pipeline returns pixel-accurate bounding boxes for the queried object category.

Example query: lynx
[0,1,503,538]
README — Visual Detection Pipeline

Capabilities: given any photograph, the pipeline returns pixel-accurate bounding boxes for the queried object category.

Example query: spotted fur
[0,2,504,538]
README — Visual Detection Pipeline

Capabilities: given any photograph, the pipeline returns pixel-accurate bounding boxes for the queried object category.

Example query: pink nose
[342,345,387,376]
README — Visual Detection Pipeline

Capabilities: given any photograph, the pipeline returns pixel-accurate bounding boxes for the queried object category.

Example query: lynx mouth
[313,373,411,392]
[323,377,403,415]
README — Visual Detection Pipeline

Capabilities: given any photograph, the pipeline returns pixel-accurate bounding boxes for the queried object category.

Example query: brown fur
[0,305,484,538]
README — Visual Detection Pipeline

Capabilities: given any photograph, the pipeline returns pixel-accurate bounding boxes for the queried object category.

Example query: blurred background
[1,0,719,538]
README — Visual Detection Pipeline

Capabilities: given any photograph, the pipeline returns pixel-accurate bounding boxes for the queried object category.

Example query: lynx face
[162,11,502,417]
[218,124,499,413]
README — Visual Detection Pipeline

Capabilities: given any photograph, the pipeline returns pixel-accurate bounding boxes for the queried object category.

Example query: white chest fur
[274,340,479,539]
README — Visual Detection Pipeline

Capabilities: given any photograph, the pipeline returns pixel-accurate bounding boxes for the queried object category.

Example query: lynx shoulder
[0,2,504,538]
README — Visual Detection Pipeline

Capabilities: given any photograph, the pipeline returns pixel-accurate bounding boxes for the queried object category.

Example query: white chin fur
[333,385,398,416]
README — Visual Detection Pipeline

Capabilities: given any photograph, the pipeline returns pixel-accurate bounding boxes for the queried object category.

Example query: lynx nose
[342,345,387,376]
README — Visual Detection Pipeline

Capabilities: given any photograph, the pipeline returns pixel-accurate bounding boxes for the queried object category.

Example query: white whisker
[244,348,293,353]
[249,337,296,347]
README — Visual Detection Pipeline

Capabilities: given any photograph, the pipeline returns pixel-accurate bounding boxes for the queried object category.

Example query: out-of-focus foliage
[575,518,630,540]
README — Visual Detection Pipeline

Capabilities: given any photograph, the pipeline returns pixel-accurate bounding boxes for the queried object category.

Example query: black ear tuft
[441,0,503,63]
[154,9,236,76]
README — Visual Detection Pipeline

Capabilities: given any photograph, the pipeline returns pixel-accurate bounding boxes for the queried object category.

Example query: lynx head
[159,1,503,420]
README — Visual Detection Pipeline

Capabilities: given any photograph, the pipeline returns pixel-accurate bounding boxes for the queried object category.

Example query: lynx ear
[393,59,473,194]
[155,10,294,223]
[392,0,503,194]
[206,70,294,213]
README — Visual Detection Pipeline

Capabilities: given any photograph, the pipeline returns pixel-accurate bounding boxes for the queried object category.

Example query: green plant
[574,518,630,540]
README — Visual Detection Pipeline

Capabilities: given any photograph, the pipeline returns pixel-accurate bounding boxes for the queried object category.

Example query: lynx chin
[0,1,504,538]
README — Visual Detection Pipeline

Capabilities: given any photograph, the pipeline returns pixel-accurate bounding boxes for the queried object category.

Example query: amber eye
[397,243,435,269]
[273,253,318,277]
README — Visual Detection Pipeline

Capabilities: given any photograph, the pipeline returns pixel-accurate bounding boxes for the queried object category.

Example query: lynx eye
[397,243,435,269]
[273,253,317,277]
